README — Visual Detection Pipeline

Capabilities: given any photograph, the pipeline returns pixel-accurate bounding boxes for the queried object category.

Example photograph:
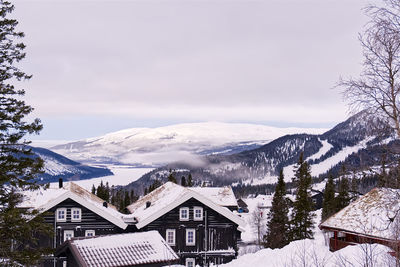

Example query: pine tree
[188,173,193,186]
[378,154,387,188]
[91,184,96,195]
[167,170,177,183]
[264,169,290,248]
[335,175,351,212]
[290,152,315,241]
[321,173,335,221]
[181,176,187,187]
[0,1,52,264]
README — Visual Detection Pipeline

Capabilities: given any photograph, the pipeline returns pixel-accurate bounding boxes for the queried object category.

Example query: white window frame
[71,208,81,222]
[63,230,74,242]
[85,230,95,237]
[193,206,203,221]
[186,258,195,267]
[166,229,176,246]
[186,229,196,246]
[56,208,67,222]
[179,207,189,221]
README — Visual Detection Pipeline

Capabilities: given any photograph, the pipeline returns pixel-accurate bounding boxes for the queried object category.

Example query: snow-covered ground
[228,194,395,267]
[223,231,393,267]
[51,166,153,190]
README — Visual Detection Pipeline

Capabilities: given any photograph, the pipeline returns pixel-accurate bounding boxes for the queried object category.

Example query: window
[85,230,95,237]
[186,258,195,267]
[186,229,195,246]
[166,229,176,246]
[56,208,67,222]
[63,230,74,242]
[180,207,189,221]
[71,208,81,222]
[193,206,203,221]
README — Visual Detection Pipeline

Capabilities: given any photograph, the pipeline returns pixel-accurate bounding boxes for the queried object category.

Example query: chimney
[103,201,108,208]
[59,178,63,189]
[146,201,151,208]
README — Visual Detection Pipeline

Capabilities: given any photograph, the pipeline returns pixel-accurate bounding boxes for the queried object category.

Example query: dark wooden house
[311,189,324,210]
[125,182,245,267]
[237,198,249,213]
[20,180,127,266]
[319,187,400,253]
[55,231,179,267]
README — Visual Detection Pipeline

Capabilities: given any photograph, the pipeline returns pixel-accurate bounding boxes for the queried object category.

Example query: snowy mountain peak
[51,122,327,166]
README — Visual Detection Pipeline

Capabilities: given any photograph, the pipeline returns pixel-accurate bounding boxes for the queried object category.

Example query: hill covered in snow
[50,122,326,166]
[124,110,395,193]
[31,147,113,183]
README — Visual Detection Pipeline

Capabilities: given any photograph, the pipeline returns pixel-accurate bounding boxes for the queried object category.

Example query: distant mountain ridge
[122,111,394,194]
[50,122,327,167]
[31,147,113,183]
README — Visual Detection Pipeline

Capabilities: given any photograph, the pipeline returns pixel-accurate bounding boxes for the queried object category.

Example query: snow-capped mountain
[50,122,326,167]
[31,147,113,183]
[124,110,395,193]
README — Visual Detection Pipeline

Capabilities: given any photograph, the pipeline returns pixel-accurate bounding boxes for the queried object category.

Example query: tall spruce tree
[290,152,315,241]
[264,169,290,248]
[321,173,336,221]
[0,1,52,265]
[335,175,351,212]
[167,169,177,183]
[187,173,193,186]
[181,176,187,187]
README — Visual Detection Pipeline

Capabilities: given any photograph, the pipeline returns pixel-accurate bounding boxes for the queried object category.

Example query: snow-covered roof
[190,186,238,207]
[20,182,127,229]
[125,182,245,230]
[56,231,178,267]
[320,187,400,240]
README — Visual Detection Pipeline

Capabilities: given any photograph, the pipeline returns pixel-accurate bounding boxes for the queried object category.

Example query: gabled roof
[190,186,238,207]
[55,231,179,267]
[320,187,400,240]
[125,182,245,230]
[20,182,127,229]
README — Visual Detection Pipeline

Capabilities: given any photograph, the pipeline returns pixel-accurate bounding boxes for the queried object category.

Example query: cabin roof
[20,182,127,229]
[125,182,245,230]
[190,186,238,207]
[56,231,178,267]
[319,187,400,240]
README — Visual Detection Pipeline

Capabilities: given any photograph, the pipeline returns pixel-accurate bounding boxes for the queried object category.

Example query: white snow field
[231,195,396,267]
[51,166,153,191]
[51,122,327,166]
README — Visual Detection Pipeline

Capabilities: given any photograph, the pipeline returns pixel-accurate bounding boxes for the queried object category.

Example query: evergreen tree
[0,1,52,264]
[321,173,335,221]
[105,182,110,202]
[264,170,290,248]
[378,154,387,188]
[167,170,177,183]
[335,175,351,212]
[91,184,96,195]
[96,181,105,200]
[181,176,187,187]
[290,152,315,241]
[188,173,193,186]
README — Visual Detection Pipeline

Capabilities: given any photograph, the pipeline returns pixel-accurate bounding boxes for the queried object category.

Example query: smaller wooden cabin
[55,231,179,267]
[124,182,245,267]
[237,199,249,213]
[20,180,127,266]
[319,187,400,252]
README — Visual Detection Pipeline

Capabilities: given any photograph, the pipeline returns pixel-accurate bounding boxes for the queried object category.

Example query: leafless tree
[338,0,400,138]
[251,206,265,247]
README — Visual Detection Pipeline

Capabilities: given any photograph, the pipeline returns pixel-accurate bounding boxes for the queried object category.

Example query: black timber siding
[141,197,240,266]
[39,198,123,267]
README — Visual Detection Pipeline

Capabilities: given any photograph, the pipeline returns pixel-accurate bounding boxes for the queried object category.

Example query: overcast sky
[12,0,370,140]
